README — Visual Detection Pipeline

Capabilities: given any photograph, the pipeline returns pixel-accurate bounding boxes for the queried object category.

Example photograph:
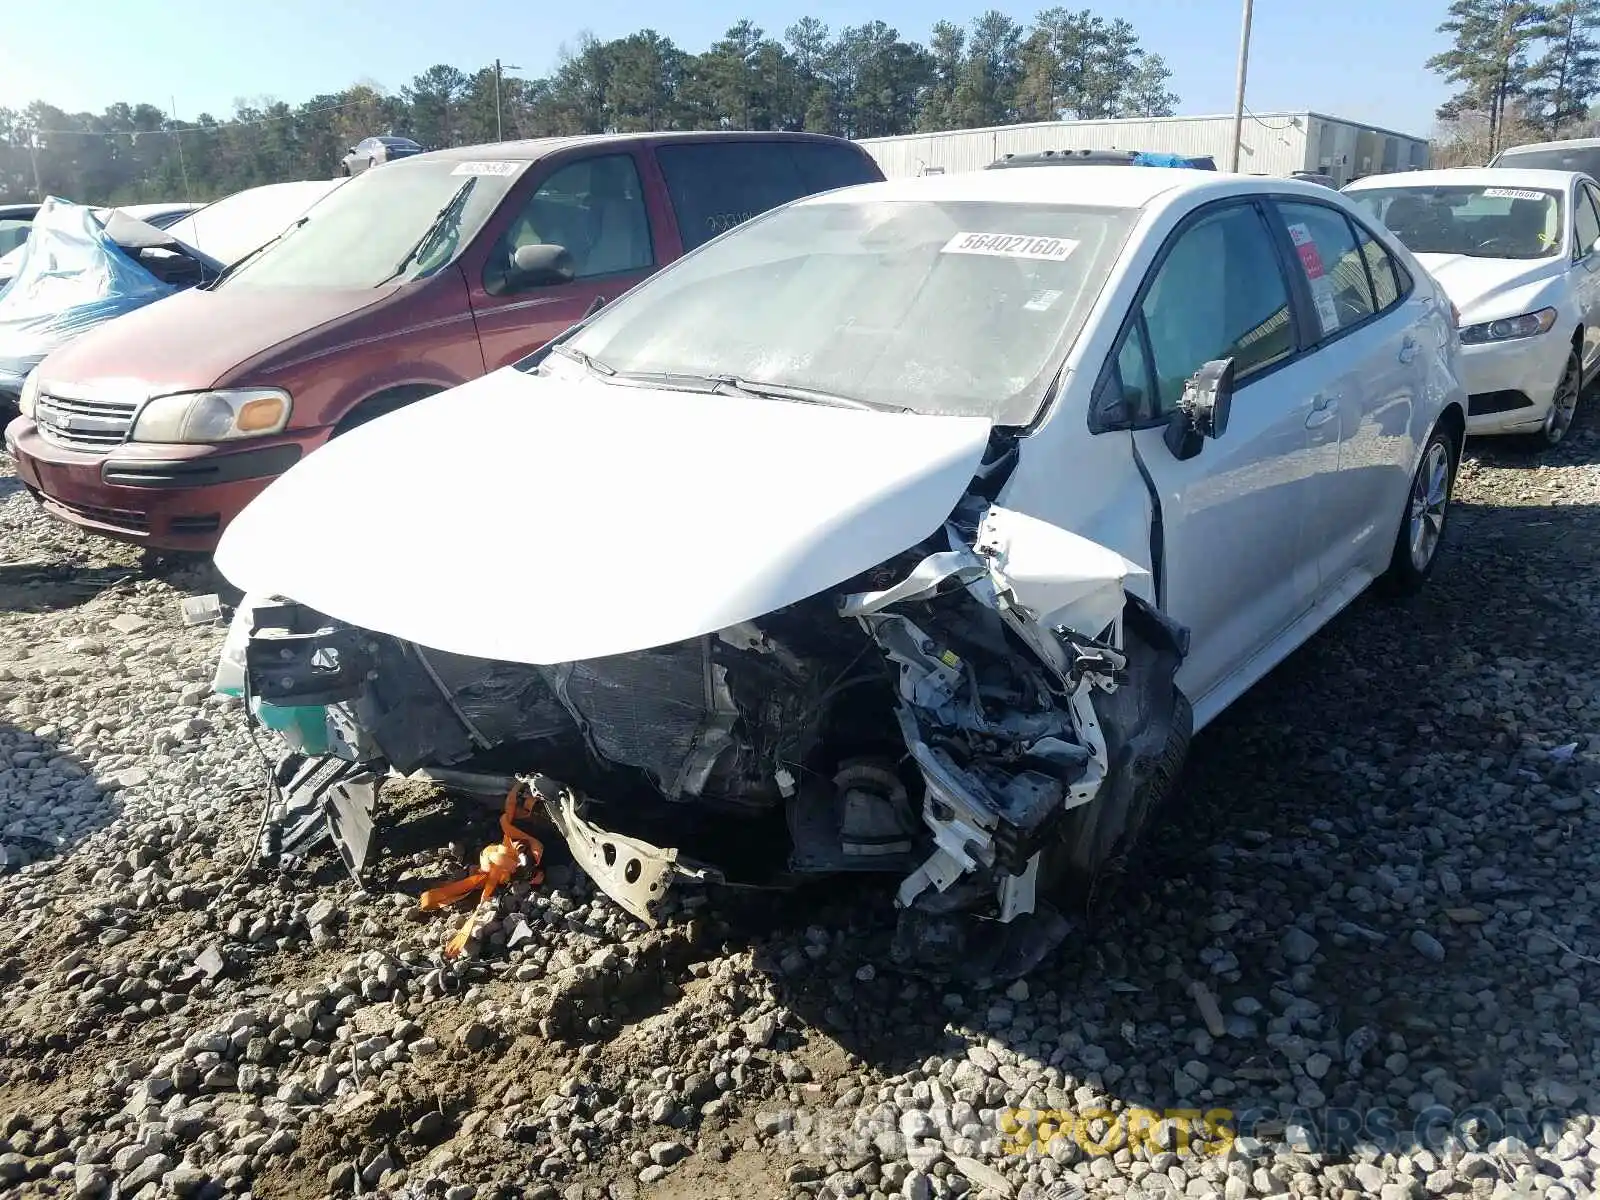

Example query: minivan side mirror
[507,242,576,291]
[1163,358,1234,461]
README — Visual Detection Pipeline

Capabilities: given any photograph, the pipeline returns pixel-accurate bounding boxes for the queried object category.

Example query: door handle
[1305,394,1339,429]
[1398,335,1419,364]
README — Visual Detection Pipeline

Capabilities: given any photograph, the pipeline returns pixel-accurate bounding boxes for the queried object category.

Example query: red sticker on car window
[1288,222,1325,279]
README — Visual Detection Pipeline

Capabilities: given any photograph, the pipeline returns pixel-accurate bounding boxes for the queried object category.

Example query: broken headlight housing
[1458,307,1558,345]
[130,388,292,443]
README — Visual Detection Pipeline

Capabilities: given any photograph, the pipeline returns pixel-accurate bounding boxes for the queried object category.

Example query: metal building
[858,111,1430,186]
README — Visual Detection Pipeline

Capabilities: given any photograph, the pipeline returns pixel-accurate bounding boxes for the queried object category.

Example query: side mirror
[508,242,575,290]
[1163,358,1234,461]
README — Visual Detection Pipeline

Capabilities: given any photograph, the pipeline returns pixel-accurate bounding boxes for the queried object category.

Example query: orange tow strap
[420,780,544,959]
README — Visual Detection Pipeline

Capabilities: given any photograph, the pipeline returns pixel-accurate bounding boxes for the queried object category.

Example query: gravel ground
[1,406,1599,1200]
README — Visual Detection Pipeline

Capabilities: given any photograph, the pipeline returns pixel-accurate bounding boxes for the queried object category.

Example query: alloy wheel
[1408,439,1451,572]
[1544,354,1580,445]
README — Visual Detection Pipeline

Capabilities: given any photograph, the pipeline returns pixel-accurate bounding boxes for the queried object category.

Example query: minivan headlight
[17,371,40,419]
[1458,307,1558,344]
[130,388,292,443]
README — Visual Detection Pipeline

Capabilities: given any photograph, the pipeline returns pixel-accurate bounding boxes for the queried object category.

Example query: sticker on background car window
[451,161,521,176]
[942,232,1079,261]
[1482,187,1547,201]
[1288,222,1341,335]
[1023,289,1065,311]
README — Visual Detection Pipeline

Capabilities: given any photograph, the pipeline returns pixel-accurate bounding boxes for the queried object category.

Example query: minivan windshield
[553,197,1138,425]
[216,157,523,289]
[1348,184,1563,259]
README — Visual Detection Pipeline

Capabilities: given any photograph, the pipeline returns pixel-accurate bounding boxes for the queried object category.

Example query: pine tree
[1427,0,1548,155]
[1526,0,1600,135]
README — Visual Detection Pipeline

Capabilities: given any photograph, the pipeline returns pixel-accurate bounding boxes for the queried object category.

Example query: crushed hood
[214,368,993,664]
[1412,252,1563,314]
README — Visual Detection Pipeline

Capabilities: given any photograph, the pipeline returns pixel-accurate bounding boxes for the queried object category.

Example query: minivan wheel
[1383,421,1456,594]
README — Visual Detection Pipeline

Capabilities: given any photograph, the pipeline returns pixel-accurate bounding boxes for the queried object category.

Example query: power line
[1242,104,1300,131]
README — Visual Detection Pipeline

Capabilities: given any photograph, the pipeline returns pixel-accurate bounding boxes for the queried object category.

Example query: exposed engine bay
[221,496,1188,981]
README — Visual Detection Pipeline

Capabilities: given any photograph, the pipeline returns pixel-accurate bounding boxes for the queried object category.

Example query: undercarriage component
[263,753,380,882]
[540,785,708,926]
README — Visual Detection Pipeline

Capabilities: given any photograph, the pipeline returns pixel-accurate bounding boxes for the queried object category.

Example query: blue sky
[0,0,1452,137]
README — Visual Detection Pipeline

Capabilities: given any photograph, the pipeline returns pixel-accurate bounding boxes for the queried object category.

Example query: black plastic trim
[100,443,302,489]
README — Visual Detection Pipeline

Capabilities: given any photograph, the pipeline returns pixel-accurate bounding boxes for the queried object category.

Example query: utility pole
[494,58,522,142]
[1228,0,1254,173]
[28,136,43,201]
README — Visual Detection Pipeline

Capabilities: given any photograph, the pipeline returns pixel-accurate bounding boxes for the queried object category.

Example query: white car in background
[213,168,1467,976]
[1345,167,1600,447]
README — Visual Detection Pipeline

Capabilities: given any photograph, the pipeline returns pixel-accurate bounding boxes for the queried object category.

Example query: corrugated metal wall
[858,112,1431,183]
[1303,115,1430,187]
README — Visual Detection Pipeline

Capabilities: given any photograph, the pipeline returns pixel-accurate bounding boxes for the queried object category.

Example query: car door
[1116,199,1327,711]
[1270,196,1425,595]
[466,150,665,371]
[1574,182,1600,373]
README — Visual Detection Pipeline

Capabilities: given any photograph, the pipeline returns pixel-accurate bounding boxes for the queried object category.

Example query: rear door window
[1277,201,1378,339]
[657,141,874,252]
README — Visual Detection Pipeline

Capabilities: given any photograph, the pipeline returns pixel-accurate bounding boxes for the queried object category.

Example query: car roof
[1496,138,1600,155]
[1344,166,1586,190]
[411,129,863,164]
[792,165,1347,212]
[0,203,39,219]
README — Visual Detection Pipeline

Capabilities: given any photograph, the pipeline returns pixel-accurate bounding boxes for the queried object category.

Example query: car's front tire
[1383,419,1457,594]
[1536,344,1582,448]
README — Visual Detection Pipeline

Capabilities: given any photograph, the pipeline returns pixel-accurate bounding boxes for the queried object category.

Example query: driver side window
[1577,187,1600,259]
[1138,203,1295,415]
[484,153,654,295]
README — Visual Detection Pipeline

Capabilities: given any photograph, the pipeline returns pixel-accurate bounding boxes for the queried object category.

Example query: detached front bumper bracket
[245,604,373,706]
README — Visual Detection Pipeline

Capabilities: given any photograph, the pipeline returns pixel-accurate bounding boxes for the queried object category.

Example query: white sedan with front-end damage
[1346,167,1600,447]
[210,166,1467,980]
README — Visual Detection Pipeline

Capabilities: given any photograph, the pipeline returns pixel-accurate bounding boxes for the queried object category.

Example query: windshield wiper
[594,369,903,411]
[548,343,616,376]
[710,376,906,412]
[207,216,308,288]
[374,177,476,288]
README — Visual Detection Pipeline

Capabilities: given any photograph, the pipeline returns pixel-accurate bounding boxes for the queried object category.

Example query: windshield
[1349,184,1563,259]
[555,198,1138,424]
[1494,145,1600,177]
[216,158,522,289]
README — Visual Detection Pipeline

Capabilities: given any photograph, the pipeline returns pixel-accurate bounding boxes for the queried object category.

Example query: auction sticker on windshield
[942,232,1079,261]
[451,161,521,176]
[1483,187,1548,201]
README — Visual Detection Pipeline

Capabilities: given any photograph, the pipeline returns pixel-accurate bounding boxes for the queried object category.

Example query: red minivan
[5,131,884,550]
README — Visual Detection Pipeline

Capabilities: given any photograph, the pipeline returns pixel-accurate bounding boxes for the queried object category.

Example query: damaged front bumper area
[219,498,1189,979]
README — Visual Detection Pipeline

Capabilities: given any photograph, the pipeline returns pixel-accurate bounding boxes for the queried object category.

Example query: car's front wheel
[1537,344,1582,447]
[1383,419,1457,593]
